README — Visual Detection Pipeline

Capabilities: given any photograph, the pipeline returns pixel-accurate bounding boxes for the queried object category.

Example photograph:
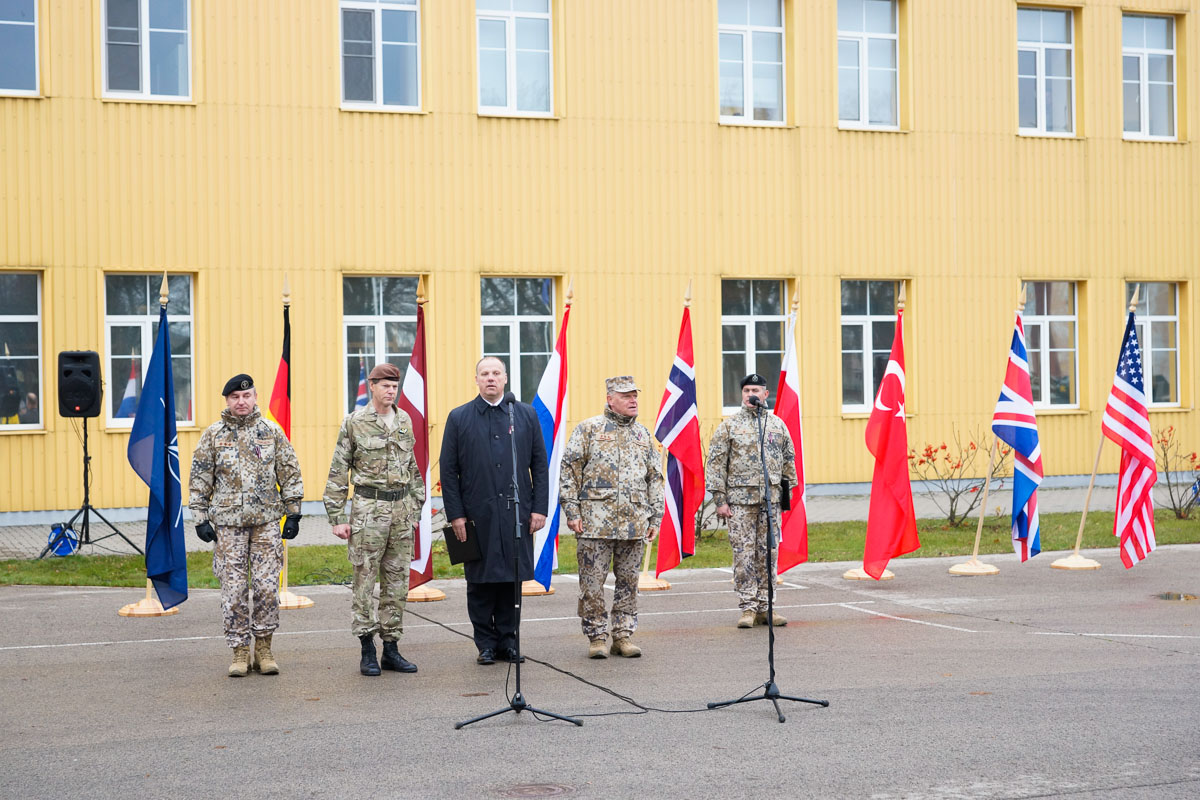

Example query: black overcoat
[439,395,549,583]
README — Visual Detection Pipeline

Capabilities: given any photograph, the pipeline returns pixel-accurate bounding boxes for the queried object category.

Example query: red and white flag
[774,309,807,572]
[863,308,920,579]
[398,303,433,589]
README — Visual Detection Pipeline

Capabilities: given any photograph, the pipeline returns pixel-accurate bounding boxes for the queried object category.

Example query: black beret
[222,374,255,396]
[740,373,767,388]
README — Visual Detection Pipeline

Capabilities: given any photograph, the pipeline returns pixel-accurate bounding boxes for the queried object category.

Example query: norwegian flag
[991,310,1043,561]
[1102,313,1158,568]
[398,304,434,589]
[653,308,704,577]
[531,304,570,590]
[774,309,808,572]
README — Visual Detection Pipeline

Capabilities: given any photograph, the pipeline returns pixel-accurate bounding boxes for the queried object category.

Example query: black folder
[443,519,482,565]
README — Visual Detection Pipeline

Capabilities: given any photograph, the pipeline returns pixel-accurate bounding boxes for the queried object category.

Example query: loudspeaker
[58,351,103,418]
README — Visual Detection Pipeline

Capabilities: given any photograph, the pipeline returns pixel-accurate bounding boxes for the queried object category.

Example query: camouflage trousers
[577,536,645,642]
[212,522,282,648]
[728,504,779,613]
[348,495,414,641]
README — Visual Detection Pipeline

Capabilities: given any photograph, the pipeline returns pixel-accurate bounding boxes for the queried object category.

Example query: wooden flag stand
[119,578,180,617]
[522,580,554,596]
[278,541,314,609]
[949,439,1001,576]
[638,540,671,591]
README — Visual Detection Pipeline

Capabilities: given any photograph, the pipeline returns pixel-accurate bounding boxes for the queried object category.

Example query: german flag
[266,306,291,440]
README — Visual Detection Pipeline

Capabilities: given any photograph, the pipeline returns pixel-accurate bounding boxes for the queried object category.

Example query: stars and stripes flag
[531,304,571,590]
[991,309,1043,561]
[1102,312,1158,568]
[654,308,704,577]
[116,359,139,418]
[398,302,434,589]
[354,359,368,408]
[774,308,808,572]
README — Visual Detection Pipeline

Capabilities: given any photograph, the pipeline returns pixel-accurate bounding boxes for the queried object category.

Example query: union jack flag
[1102,313,1157,568]
[991,310,1043,561]
[654,308,704,577]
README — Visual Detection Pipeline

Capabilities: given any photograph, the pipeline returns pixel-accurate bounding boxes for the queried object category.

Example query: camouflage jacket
[705,405,797,507]
[189,407,303,527]
[560,407,664,540]
[322,404,424,526]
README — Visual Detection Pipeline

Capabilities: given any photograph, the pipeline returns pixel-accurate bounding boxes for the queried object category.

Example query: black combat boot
[359,634,381,676]
[380,640,418,673]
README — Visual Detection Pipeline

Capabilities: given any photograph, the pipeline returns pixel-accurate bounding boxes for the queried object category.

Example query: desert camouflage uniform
[323,404,424,641]
[189,407,303,647]
[705,405,797,613]
[560,407,664,642]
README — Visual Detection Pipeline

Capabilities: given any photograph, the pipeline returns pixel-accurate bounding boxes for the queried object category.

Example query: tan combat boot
[253,634,279,675]
[228,645,251,677]
[587,638,608,659]
[737,609,757,629]
[609,638,642,658]
[755,611,788,627]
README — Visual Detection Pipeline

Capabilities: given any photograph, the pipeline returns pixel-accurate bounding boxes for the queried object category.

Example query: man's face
[608,390,639,418]
[475,358,508,401]
[226,388,257,416]
[742,385,769,408]
[370,379,400,407]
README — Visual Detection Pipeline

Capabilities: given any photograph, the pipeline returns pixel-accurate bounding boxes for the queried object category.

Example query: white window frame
[476,1,553,118]
[341,276,418,414]
[1129,282,1181,408]
[839,279,899,413]
[101,0,192,101]
[1024,281,1079,409]
[838,0,900,131]
[0,271,44,430]
[1017,7,1075,137]
[103,274,195,428]
[718,0,787,127]
[339,0,422,112]
[1122,14,1177,141]
[720,279,788,414]
[480,277,555,403]
[0,0,38,97]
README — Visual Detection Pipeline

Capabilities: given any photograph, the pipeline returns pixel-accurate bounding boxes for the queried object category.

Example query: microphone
[746,395,763,407]
[503,391,517,405]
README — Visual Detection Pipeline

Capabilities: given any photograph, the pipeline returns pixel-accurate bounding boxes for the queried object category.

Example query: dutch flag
[116,360,139,418]
[530,304,570,591]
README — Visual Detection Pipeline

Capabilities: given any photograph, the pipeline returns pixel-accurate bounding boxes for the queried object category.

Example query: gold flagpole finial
[1018,281,1028,312]
[416,274,427,307]
[565,277,574,308]
[897,280,907,311]
[282,274,292,308]
[158,272,170,308]
[1128,284,1140,314]
[790,282,800,314]
[684,279,693,308]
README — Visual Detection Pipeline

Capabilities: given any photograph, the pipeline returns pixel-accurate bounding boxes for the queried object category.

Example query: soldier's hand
[194,521,216,543]
[567,518,583,534]
[530,513,547,533]
[332,523,352,540]
[450,517,468,543]
[645,526,659,542]
[281,515,301,540]
[716,504,732,520]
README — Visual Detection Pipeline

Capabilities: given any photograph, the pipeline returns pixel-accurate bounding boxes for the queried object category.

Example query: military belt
[354,485,406,502]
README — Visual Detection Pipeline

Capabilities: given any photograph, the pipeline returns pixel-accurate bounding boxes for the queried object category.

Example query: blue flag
[127,305,188,609]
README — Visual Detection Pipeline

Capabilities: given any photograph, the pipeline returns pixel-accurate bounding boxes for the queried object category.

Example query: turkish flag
[863,309,920,579]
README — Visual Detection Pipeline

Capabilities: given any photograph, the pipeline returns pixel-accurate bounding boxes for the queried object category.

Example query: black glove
[281,515,301,540]
[195,521,216,543]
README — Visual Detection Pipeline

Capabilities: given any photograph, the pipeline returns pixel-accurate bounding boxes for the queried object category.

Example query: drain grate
[1155,592,1196,601]
[495,785,575,798]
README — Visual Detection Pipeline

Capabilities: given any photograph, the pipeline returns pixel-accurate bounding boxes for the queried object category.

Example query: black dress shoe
[476,648,496,665]
[380,640,418,673]
[498,647,525,664]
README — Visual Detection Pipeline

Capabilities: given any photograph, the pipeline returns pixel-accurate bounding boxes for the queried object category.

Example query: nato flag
[127,305,188,609]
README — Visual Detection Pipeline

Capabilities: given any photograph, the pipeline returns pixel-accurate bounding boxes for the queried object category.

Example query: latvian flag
[531,304,570,590]
[398,303,434,589]
[991,309,1043,561]
[653,308,704,577]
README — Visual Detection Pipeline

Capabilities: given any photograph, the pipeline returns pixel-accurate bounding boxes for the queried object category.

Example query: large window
[721,279,785,411]
[476,0,551,116]
[104,274,194,426]
[1123,14,1176,140]
[1017,7,1074,136]
[1128,282,1180,406]
[341,0,420,110]
[718,0,785,125]
[343,276,418,414]
[838,0,898,129]
[480,277,554,402]
[103,0,190,99]
[0,0,37,95]
[1024,281,1077,408]
[0,272,42,428]
[840,280,897,412]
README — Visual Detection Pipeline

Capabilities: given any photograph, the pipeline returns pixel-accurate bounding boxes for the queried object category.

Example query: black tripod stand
[40,417,143,559]
[707,398,827,722]
[455,397,581,729]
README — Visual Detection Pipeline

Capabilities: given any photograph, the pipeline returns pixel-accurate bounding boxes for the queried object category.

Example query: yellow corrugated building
[1,0,1195,516]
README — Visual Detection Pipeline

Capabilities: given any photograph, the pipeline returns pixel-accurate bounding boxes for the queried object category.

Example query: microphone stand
[456,397,582,729]
[707,398,828,723]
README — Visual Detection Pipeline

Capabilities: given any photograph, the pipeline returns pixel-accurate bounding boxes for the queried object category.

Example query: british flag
[1102,312,1157,568]
[991,310,1043,561]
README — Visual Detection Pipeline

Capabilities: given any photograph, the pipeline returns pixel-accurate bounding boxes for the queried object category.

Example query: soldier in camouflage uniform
[560,376,664,659]
[323,363,425,677]
[190,374,303,677]
[706,373,797,629]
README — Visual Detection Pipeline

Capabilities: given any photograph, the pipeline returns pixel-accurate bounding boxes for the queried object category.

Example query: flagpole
[276,276,315,609]
[948,438,1000,576]
[407,276,447,602]
[119,273,180,617]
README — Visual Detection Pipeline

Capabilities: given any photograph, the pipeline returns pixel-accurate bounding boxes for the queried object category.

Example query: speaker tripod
[40,417,143,559]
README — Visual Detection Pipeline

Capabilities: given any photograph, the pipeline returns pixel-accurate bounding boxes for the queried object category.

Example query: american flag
[991,310,1043,561]
[1101,312,1157,568]
[653,308,704,577]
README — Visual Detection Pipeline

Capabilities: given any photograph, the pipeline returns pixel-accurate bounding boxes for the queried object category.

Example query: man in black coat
[441,356,549,665]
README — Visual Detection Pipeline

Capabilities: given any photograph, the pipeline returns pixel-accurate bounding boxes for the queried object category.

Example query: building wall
[1,0,1196,513]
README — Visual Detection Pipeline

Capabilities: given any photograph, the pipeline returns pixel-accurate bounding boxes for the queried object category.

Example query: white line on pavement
[1031,632,1200,640]
[837,602,979,633]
